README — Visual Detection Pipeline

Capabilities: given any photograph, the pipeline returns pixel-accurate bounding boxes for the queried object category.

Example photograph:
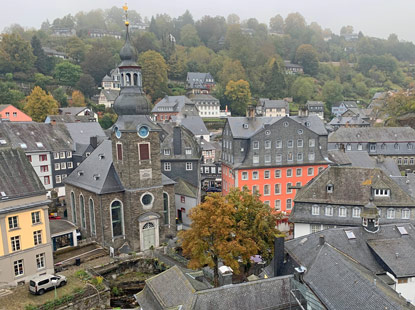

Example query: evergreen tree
[31,35,49,74]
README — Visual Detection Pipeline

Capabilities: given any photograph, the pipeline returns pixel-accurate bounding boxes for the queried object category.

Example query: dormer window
[326,184,333,193]
[374,189,390,197]
[78,171,84,176]
[93,174,100,180]
[98,154,105,160]
[243,124,249,129]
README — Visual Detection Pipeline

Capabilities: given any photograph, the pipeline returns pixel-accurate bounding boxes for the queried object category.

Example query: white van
[29,274,67,295]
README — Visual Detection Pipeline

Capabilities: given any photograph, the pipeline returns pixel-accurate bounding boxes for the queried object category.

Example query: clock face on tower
[138,125,149,138]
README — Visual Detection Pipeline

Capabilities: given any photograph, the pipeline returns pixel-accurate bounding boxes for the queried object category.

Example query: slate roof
[303,243,414,310]
[59,107,89,115]
[333,100,358,108]
[260,99,289,109]
[102,75,112,82]
[390,173,415,197]
[0,148,45,199]
[186,72,215,89]
[64,140,124,194]
[189,94,219,103]
[175,178,198,198]
[367,237,415,278]
[114,115,161,132]
[329,127,415,143]
[162,174,176,186]
[200,139,215,151]
[65,122,106,145]
[101,89,119,101]
[306,101,324,107]
[171,115,209,136]
[0,122,73,152]
[151,96,193,113]
[328,116,369,126]
[328,150,401,176]
[46,115,94,123]
[294,166,415,207]
[227,115,327,139]
[50,219,77,236]
[136,265,293,310]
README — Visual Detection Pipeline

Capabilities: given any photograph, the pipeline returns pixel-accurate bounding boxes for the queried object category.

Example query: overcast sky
[1,0,414,43]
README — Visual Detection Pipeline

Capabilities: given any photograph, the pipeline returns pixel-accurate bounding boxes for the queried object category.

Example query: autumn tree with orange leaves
[180,188,282,286]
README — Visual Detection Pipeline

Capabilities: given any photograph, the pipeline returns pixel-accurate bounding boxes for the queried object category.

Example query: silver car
[29,274,67,295]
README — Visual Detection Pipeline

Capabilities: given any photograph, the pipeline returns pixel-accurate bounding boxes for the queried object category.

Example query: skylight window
[36,142,44,148]
[397,226,408,235]
[345,230,356,240]
[19,143,27,149]
[0,191,6,197]
[0,139,6,145]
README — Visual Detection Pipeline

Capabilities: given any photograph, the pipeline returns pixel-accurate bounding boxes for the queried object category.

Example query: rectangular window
[287,183,292,194]
[204,166,209,173]
[252,185,259,195]
[286,169,292,177]
[253,141,259,149]
[264,185,270,196]
[308,152,315,161]
[339,208,347,217]
[275,140,282,148]
[402,209,410,219]
[352,208,361,218]
[36,253,45,269]
[264,201,270,206]
[286,199,292,210]
[275,169,281,178]
[54,163,60,170]
[164,149,171,155]
[296,168,302,176]
[14,259,24,276]
[265,140,271,149]
[186,162,193,170]
[242,171,248,180]
[325,206,333,216]
[387,209,395,219]
[297,139,303,147]
[139,143,150,160]
[275,200,281,210]
[276,154,282,163]
[55,175,62,184]
[309,139,315,147]
[54,152,59,159]
[27,155,32,162]
[287,152,293,161]
[274,184,281,195]
[252,171,259,180]
[31,211,41,224]
[185,148,192,155]
[308,167,314,176]
[66,151,72,158]
[265,154,271,163]
[297,153,303,161]
[164,162,171,171]
[44,176,50,185]
[60,162,66,169]
[39,154,47,161]
[8,216,18,229]
[312,205,319,215]
[311,224,321,233]
[253,155,259,164]
[67,162,73,169]
[11,236,21,251]
[59,152,65,159]
[33,230,42,245]
[115,143,122,161]
[287,140,293,148]
[181,196,185,203]
[264,170,270,179]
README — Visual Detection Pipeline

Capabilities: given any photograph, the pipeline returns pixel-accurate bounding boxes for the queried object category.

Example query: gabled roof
[101,89,119,101]
[186,72,215,89]
[171,115,209,136]
[152,96,194,113]
[175,178,198,198]
[332,100,358,108]
[102,75,112,82]
[59,107,90,116]
[227,115,327,139]
[261,99,289,109]
[0,148,45,200]
[64,140,124,194]
[65,122,106,145]
[200,139,215,151]
[189,94,219,102]
[45,115,94,123]
[306,101,324,107]
[328,116,369,126]
[329,127,415,143]
[294,166,415,206]
[0,122,73,152]
[0,104,11,112]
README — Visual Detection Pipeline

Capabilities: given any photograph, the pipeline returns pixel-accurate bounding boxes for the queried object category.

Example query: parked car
[206,187,221,192]
[29,274,67,295]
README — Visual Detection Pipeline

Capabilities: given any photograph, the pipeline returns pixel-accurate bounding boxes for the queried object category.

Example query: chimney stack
[319,235,325,246]
[273,236,285,277]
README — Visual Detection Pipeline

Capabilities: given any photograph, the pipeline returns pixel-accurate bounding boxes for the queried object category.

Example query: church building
[64,14,176,253]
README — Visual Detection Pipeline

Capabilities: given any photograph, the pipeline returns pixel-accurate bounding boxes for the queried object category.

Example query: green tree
[168,48,187,80]
[34,73,53,90]
[291,77,315,104]
[269,14,284,33]
[295,44,319,76]
[225,80,251,116]
[265,57,286,99]
[0,80,25,109]
[54,61,82,86]
[133,31,160,54]
[81,47,114,84]
[52,87,68,107]
[139,50,168,101]
[180,24,201,47]
[23,86,59,122]
[322,81,344,108]
[0,33,36,73]
[179,193,256,287]
[76,74,97,98]
[31,35,50,74]
[99,112,117,129]
[66,36,88,64]
[218,58,246,85]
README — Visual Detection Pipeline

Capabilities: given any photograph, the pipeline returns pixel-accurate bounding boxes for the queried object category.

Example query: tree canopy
[23,86,59,122]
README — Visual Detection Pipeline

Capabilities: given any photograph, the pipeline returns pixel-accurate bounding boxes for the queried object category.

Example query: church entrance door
[142,222,156,250]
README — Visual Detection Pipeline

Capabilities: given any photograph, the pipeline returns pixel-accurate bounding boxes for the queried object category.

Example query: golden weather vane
[123,3,129,26]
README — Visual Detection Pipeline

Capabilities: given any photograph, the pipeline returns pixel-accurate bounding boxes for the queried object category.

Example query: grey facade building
[328,127,415,172]
[328,115,370,130]
[186,72,215,94]
[290,166,415,237]
[64,23,176,253]
[189,94,220,118]
[331,100,358,116]
[257,99,290,117]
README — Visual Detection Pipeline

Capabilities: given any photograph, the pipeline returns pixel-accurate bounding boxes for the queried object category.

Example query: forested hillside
[1,6,415,123]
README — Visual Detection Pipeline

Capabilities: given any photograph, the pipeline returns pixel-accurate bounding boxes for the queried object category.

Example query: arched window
[80,195,86,229]
[121,73,124,86]
[89,198,96,236]
[70,192,76,223]
[126,73,131,86]
[133,73,138,86]
[163,192,169,225]
[387,208,395,219]
[143,222,154,229]
[111,200,124,237]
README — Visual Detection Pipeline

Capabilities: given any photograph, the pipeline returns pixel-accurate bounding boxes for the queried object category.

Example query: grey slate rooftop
[151,96,193,113]
[0,148,45,200]
[59,107,90,115]
[175,178,198,198]
[328,116,369,126]
[101,89,120,101]
[329,127,415,143]
[171,115,209,136]
[65,122,106,145]
[49,219,77,236]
